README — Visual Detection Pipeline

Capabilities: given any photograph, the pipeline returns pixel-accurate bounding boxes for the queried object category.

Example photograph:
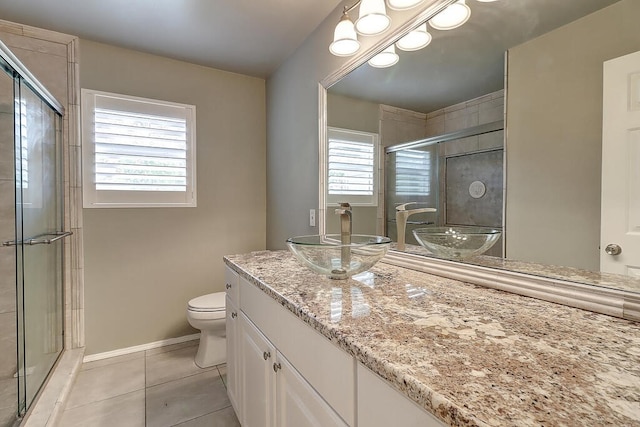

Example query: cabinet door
[276,352,349,427]
[226,296,241,418]
[240,312,276,427]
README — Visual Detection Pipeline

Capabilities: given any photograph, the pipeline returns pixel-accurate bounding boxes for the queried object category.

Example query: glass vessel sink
[286,234,391,279]
[412,226,501,260]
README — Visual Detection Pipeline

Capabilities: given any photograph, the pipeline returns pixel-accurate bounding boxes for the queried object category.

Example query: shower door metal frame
[0,39,68,419]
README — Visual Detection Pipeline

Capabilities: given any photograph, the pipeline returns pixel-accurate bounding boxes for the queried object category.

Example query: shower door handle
[2,231,73,247]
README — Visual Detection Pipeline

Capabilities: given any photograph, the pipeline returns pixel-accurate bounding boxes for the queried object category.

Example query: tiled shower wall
[430,90,505,257]
[377,105,429,234]
[377,90,505,239]
[0,20,83,422]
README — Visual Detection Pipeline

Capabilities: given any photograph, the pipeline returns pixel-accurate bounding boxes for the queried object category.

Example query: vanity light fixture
[355,0,391,36]
[428,0,471,30]
[387,0,426,11]
[329,9,361,56]
[396,22,432,51]
[368,44,399,68]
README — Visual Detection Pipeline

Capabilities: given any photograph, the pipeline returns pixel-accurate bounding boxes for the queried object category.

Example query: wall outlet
[309,209,316,227]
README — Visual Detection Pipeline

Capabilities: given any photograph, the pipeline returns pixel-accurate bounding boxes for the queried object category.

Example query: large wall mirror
[320,0,640,293]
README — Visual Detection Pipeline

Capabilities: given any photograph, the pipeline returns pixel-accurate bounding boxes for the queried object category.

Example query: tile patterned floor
[59,340,239,427]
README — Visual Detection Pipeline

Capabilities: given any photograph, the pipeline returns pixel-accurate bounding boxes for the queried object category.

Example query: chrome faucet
[335,202,352,271]
[395,202,436,251]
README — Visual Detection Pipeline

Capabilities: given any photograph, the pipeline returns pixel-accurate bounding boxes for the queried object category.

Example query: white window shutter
[82,89,197,208]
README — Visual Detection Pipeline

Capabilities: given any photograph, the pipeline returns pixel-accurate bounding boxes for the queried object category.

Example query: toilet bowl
[186,292,226,368]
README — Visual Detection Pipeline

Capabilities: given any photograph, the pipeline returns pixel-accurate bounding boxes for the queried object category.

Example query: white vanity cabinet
[224,267,241,417]
[225,264,445,427]
[238,312,348,427]
[231,273,351,427]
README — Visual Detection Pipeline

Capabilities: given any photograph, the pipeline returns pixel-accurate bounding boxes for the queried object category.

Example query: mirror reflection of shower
[383,90,505,257]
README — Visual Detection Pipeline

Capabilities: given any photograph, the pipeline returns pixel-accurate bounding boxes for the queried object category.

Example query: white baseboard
[83,333,200,363]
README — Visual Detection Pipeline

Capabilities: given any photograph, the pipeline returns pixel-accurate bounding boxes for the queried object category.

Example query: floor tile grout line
[145,367,222,390]
[168,404,234,427]
[144,342,199,359]
[63,388,144,412]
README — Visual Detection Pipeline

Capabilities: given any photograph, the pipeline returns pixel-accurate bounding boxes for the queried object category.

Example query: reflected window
[395,149,431,196]
[327,127,378,206]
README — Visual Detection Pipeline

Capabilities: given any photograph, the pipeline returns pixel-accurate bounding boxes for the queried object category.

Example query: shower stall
[385,121,504,255]
[0,42,67,425]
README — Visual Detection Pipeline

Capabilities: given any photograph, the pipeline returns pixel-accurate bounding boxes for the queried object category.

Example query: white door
[275,352,348,427]
[601,50,640,277]
[240,312,276,427]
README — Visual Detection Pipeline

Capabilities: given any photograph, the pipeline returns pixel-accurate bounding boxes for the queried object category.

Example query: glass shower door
[14,78,64,413]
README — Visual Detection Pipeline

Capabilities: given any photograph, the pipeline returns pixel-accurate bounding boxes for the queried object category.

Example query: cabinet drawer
[239,276,282,345]
[225,266,240,305]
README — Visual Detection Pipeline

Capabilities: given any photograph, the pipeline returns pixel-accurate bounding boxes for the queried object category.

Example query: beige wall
[506,0,640,270]
[80,40,266,355]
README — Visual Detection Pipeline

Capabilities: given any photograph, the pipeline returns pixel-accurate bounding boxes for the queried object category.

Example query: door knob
[605,244,622,256]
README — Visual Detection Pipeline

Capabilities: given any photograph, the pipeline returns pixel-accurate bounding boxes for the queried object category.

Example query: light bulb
[429,0,471,31]
[330,13,360,56]
[387,0,425,10]
[368,45,399,68]
[396,23,432,51]
[355,0,391,36]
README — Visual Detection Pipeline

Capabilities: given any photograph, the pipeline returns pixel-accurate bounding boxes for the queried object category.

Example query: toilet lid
[188,292,226,312]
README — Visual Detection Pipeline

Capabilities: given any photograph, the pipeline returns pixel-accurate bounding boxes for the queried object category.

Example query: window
[395,149,431,196]
[81,89,196,208]
[327,127,378,206]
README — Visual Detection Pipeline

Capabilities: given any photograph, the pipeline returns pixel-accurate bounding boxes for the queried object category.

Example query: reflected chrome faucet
[395,202,436,251]
[335,202,352,271]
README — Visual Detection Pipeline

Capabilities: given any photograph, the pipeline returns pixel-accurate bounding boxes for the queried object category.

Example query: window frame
[81,89,197,208]
[326,127,379,207]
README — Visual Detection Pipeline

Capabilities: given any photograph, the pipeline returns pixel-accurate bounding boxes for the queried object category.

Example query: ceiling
[0,0,343,78]
[330,0,621,113]
[0,0,621,108]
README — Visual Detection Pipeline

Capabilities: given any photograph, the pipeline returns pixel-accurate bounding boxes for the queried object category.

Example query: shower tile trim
[20,347,84,427]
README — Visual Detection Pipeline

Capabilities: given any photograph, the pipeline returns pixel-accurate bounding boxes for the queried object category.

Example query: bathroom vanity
[224,251,640,427]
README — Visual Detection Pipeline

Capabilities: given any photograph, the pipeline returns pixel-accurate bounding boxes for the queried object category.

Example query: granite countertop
[224,250,640,427]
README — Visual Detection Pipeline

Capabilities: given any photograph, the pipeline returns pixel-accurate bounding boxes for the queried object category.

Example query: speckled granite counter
[224,250,640,427]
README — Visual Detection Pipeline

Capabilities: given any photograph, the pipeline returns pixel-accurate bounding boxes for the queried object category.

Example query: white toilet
[186,292,226,368]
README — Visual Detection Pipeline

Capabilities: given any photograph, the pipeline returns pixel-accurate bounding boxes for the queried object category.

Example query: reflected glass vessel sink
[286,234,391,279]
[412,226,501,260]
